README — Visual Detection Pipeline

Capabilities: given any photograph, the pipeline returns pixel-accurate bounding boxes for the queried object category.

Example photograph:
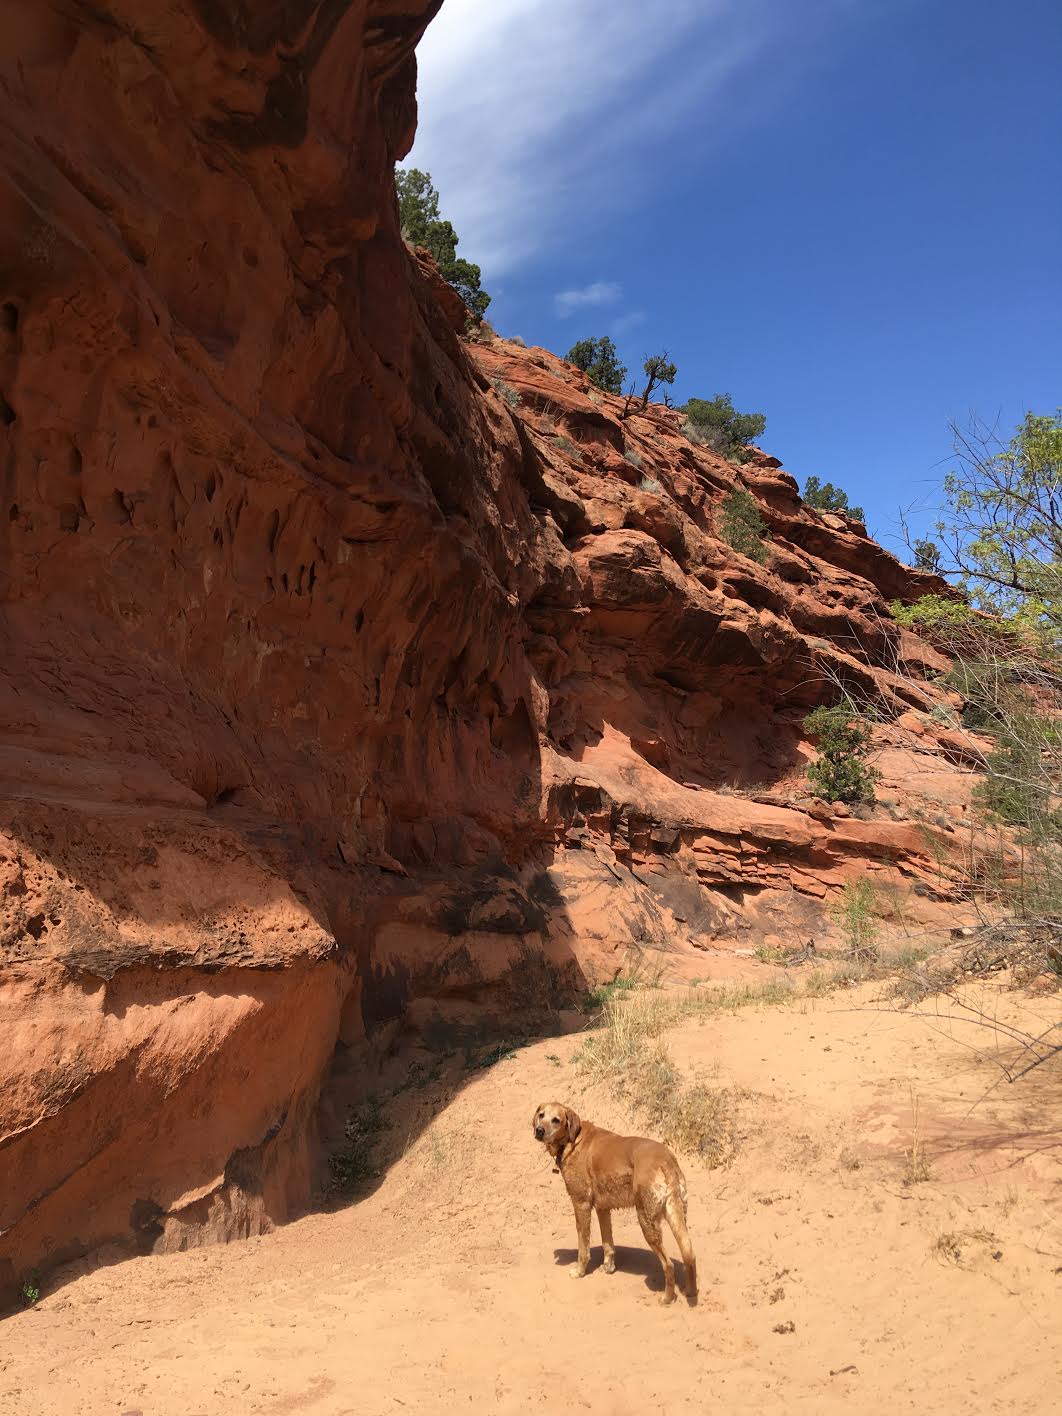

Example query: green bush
[396,167,491,319]
[719,488,770,564]
[640,352,678,408]
[566,336,626,394]
[942,657,1010,730]
[684,394,766,458]
[971,704,1062,839]
[803,705,880,804]
[491,376,521,409]
[803,475,864,523]
[892,594,977,633]
[832,879,879,960]
[329,1099,389,1194]
[892,595,1025,660]
[913,539,942,572]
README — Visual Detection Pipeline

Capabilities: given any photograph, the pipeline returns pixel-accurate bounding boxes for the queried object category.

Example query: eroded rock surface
[1,0,981,1299]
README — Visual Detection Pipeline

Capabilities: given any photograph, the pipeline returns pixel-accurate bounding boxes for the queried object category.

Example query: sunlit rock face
[0,0,972,1301]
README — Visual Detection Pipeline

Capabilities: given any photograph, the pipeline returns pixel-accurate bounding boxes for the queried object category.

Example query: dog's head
[531,1102,581,1149]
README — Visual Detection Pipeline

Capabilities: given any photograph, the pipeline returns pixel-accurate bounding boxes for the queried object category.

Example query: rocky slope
[0,0,982,1302]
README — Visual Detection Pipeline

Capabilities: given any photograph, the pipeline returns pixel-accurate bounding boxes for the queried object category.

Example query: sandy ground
[2,976,1060,1415]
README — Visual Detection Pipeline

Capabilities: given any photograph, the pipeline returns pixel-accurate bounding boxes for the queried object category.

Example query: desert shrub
[639,475,662,493]
[491,376,521,409]
[832,879,879,960]
[972,704,1062,845]
[396,167,490,319]
[892,594,1024,659]
[623,447,644,469]
[913,538,942,572]
[942,657,1012,730]
[508,334,527,347]
[578,990,738,1166]
[640,352,677,408]
[893,594,982,635]
[719,488,770,563]
[803,475,864,523]
[565,336,626,394]
[329,1099,389,1194]
[803,705,880,804]
[684,394,766,458]
[682,420,729,452]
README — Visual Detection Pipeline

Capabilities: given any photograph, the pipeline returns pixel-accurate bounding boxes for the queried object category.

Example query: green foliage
[803,705,880,804]
[20,1274,40,1308]
[395,166,491,319]
[892,594,967,626]
[719,488,770,564]
[565,336,626,394]
[585,973,641,1012]
[329,1098,389,1194]
[640,351,677,407]
[968,698,1062,840]
[465,1039,520,1071]
[803,475,864,523]
[491,376,521,409]
[685,394,766,458]
[939,409,1062,639]
[913,539,942,573]
[892,595,1029,661]
[832,880,880,960]
[892,594,982,636]
[941,657,1011,730]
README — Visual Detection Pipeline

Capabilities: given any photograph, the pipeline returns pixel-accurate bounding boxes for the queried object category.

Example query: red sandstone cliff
[0,1,982,1302]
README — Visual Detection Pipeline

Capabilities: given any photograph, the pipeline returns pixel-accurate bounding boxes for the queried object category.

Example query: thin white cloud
[407,0,719,273]
[610,310,647,337]
[408,0,890,278]
[554,282,622,318]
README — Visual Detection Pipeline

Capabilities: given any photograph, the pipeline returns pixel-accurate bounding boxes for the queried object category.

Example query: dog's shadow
[553,1245,689,1296]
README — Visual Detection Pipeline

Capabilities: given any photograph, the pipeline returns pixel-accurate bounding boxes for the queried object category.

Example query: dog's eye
[551,1117,559,1124]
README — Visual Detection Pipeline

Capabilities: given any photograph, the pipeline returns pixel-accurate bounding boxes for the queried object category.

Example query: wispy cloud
[554,282,622,318]
[407,0,868,279]
[407,0,731,273]
[610,310,647,337]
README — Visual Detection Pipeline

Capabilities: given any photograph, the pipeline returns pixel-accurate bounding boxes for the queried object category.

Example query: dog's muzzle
[534,1126,545,1140]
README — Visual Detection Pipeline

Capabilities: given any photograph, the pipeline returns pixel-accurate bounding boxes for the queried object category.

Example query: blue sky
[408,0,1060,553]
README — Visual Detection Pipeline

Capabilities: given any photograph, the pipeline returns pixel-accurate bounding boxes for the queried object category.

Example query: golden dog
[532,1101,697,1305]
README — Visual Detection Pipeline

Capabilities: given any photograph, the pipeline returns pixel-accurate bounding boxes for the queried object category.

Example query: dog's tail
[665,1180,698,1305]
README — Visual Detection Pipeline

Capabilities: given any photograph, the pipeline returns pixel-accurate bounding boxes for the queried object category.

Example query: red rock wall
[0,1,977,1301]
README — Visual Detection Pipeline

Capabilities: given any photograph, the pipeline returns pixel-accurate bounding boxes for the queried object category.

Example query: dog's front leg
[569,1201,592,1279]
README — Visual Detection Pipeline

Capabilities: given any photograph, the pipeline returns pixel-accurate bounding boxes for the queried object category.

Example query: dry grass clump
[932,1228,999,1265]
[577,982,796,1167]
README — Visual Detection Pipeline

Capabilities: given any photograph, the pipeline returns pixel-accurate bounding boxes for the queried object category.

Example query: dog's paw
[659,1289,678,1306]
[568,1264,587,1280]
[603,1257,616,1275]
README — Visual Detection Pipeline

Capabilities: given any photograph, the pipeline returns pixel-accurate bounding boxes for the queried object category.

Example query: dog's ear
[531,1104,542,1129]
[565,1107,582,1143]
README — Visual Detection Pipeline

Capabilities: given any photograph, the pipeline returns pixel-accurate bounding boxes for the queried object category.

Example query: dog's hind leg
[665,1192,698,1306]
[597,1208,616,1274]
[636,1200,676,1304]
